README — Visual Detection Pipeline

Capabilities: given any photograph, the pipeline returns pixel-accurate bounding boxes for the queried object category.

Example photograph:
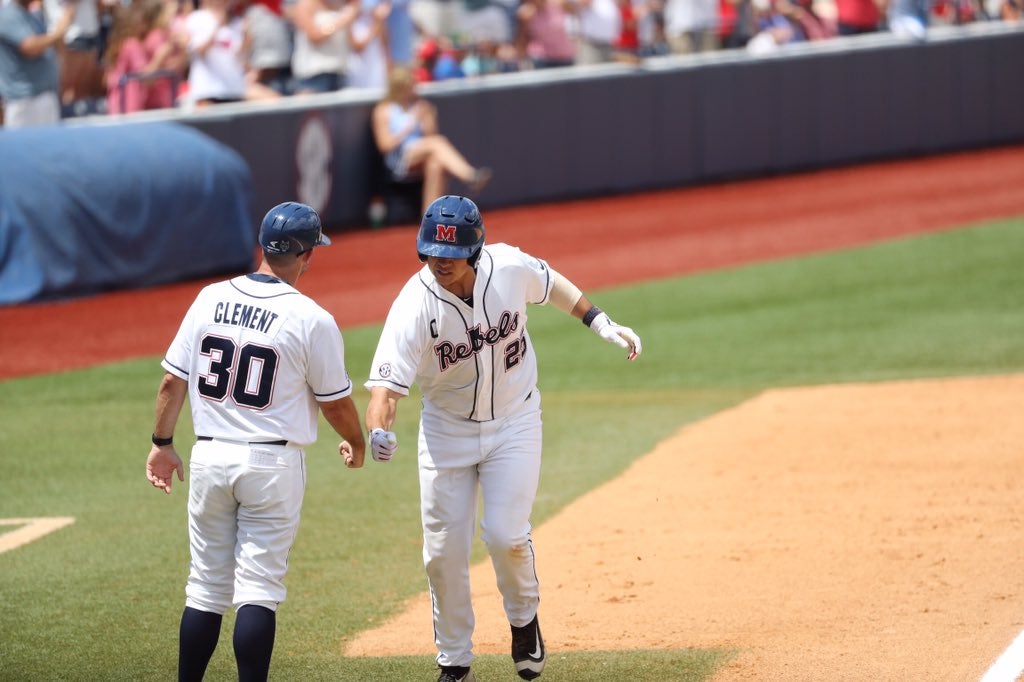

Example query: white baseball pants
[184,439,306,615]
[418,391,543,668]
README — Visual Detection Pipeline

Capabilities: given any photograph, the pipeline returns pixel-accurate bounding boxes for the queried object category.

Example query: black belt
[197,436,288,446]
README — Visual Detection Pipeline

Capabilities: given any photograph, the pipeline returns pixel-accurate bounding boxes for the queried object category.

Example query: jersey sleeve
[160,295,202,380]
[364,287,428,396]
[520,250,556,305]
[307,312,353,401]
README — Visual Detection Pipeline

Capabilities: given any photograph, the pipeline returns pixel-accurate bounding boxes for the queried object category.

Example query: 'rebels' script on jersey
[434,310,521,372]
[162,276,352,446]
[366,244,555,422]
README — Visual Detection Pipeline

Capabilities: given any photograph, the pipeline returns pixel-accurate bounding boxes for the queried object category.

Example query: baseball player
[145,202,366,682]
[364,195,642,682]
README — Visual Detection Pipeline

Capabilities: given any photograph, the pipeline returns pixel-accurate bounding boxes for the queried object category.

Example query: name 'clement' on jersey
[433,310,520,372]
[213,301,281,334]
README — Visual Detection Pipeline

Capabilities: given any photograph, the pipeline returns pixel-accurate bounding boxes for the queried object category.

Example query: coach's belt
[197,436,288,446]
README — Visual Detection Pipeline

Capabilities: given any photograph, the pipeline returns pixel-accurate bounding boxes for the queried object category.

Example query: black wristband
[152,433,173,447]
[582,305,603,328]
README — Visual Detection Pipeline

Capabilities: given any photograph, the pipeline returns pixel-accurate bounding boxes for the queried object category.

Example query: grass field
[1,218,1022,681]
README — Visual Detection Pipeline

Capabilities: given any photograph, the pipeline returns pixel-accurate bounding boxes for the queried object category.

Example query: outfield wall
[130,22,1024,232]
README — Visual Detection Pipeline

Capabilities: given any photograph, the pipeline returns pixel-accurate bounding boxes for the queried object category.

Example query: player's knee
[482,528,532,557]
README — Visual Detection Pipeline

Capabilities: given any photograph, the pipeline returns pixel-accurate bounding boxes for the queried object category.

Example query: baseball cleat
[510,614,546,679]
[437,665,475,682]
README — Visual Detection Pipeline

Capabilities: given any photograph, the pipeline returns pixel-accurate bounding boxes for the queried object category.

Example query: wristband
[151,433,173,447]
[581,305,603,328]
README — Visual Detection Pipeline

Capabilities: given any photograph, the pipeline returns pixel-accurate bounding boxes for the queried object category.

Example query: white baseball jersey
[162,274,352,446]
[366,243,556,421]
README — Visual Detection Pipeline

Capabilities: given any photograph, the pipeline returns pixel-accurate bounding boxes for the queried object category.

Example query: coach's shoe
[511,614,546,680]
[437,665,475,682]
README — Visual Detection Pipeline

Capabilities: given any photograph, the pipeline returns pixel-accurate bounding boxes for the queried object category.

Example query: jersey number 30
[197,335,280,410]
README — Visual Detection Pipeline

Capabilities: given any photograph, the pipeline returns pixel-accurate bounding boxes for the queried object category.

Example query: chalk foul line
[0,517,76,554]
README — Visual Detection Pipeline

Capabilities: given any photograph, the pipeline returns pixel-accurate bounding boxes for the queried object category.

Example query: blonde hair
[386,66,416,101]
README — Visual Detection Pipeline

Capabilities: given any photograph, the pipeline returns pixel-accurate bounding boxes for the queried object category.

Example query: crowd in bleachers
[1,0,1022,126]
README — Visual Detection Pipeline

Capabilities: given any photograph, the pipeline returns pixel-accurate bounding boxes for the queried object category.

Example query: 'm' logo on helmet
[435,224,457,243]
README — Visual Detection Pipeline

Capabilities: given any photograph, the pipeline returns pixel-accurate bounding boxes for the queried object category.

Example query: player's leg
[233,604,276,682]
[178,607,223,682]
[478,394,545,679]
[478,404,543,623]
[231,444,307,679]
[418,411,484,669]
[180,441,243,678]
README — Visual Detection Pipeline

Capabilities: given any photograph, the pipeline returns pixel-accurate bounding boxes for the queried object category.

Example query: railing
[117,69,181,114]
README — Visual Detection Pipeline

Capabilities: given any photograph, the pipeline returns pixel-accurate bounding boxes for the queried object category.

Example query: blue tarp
[0,122,255,305]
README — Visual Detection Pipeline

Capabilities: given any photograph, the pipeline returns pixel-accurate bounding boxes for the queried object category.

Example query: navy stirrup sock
[178,606,223,682]
[233,604,277,682]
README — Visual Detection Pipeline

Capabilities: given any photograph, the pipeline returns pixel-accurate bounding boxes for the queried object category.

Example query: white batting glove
[369,428,397,463]
[589,312,643,361]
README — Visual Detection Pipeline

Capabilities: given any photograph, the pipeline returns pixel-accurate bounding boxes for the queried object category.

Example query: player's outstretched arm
[365,387,403,463]
[320,396,366,469]
[548,272,642,361]
[146,372,187,494]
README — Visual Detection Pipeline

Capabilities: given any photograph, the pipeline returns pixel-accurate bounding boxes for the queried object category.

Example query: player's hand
[146,445,184,494]
[339,440,364,469]
[591,312,643,360]
[369,428,397,463]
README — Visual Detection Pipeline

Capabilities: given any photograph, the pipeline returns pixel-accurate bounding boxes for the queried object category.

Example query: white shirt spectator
[186,8,248,102]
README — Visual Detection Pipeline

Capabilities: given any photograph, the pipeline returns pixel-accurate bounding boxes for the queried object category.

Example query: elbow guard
[548,271,583,314]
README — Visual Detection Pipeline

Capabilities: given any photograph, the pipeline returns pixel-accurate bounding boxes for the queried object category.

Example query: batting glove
[369,428,398,463]
[589,311,643,361]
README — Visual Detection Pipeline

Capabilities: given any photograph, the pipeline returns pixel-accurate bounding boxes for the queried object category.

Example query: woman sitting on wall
[371,66,492,213]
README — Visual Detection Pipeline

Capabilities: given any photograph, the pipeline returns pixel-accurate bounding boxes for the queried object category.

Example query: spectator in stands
[240,0,295,95]
[566,0,622,64]
[0,0,74,127]
[346,0,390,90]
[459,0,517,61]
[663,0,720,53]
[516,0,576,69]
[636,0,669,56]
[887,0,932,39]
[290,0,358,93]
[372,65,492,213]
[408,0,459,40]
[721,0,757,48]
[414,36,465,81]
[777,0,834,39]
[104,0,184,114]
[835,0,883,34]
[1001,0,1023,18]
[42,0,106,114]
[383,0,421,67]
[184,0,281,106]
[613,0,642,62]
[745,0,800,53]
[144,0,190,108]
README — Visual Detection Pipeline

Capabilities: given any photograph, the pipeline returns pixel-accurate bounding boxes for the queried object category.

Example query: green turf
[1,217,1022,681]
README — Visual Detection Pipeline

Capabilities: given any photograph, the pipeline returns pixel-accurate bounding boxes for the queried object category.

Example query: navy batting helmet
[259,202,330,255]
[417,195,485,264]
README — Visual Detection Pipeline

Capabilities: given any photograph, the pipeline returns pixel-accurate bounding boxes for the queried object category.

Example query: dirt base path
[344,374,1024,681]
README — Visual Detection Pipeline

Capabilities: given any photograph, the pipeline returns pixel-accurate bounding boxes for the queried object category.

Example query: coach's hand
[369,428,398,463]
[146,445,184,494]
[339,440,364,469]
[590,312,643,361]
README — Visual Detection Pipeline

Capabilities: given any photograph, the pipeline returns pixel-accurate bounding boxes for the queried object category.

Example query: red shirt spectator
[835,0,881,34]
